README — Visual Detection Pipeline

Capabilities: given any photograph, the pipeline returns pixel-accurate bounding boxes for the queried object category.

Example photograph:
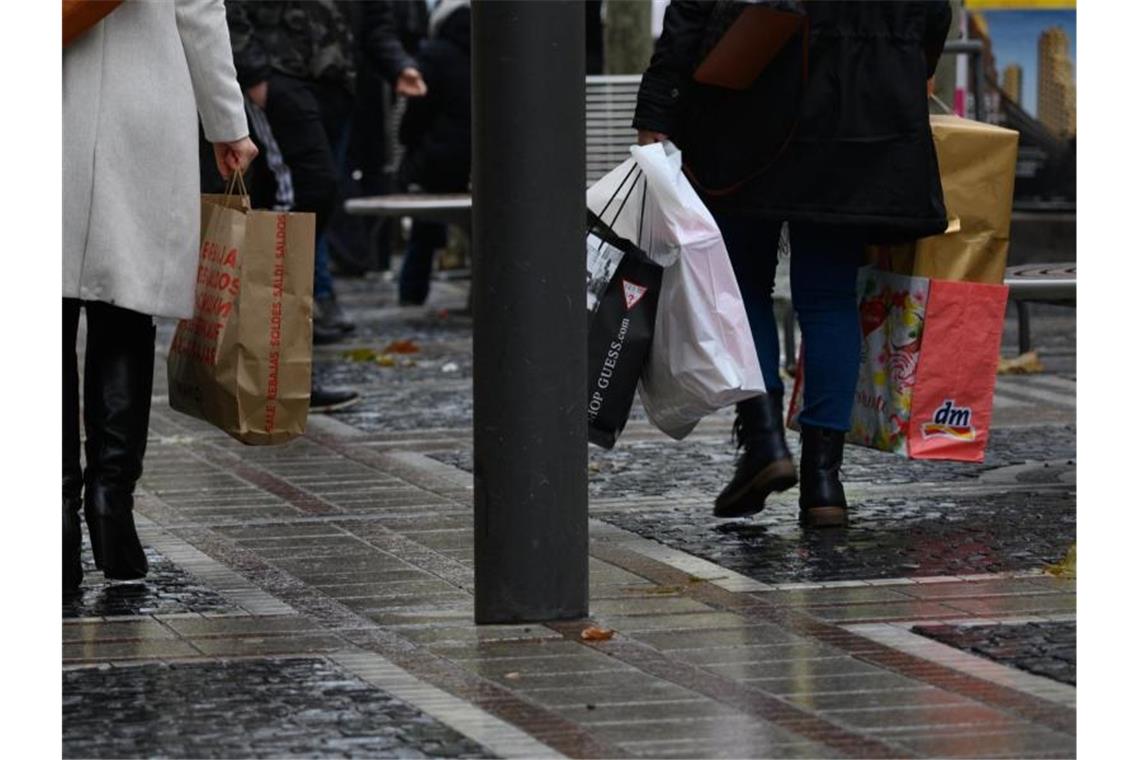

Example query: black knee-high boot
[82,302,153,580]
[63,299,84,593]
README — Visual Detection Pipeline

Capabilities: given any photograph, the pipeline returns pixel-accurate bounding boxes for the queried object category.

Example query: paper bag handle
[224,168,249,199]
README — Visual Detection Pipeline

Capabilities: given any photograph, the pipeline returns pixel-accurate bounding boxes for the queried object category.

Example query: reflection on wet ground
[63,658,494,759]
[62,543,235,619]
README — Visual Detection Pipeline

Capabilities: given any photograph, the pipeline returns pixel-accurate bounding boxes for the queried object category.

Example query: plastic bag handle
[588,162,646,241]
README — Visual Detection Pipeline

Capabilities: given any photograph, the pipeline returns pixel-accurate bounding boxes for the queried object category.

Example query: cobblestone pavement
[64,658,492,759]
[913,621,1077,686]
[64,272,1077,759]
[63,542,236,619]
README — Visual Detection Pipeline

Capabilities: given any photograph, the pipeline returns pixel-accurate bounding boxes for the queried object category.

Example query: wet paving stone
[63,543,236,619]
[313,313,474,432]
[912,621,1076,686]
[429,424,1075,502]
[428,427,1076,582]
[594,487,1074,583]
[63,657,494,759]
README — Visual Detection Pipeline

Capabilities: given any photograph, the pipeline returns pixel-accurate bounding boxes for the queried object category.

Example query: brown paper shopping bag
[168,176,315,445]
[869,115,1019,285]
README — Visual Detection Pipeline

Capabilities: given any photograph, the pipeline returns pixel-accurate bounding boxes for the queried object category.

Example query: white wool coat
[63,0,248,319]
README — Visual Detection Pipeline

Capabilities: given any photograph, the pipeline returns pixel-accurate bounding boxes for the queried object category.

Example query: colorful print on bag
[787,267,1008,462]
[848,268,930,455]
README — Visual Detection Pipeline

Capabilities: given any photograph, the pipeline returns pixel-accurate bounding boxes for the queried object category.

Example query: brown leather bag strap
[63,0,124,48]
[683,14,810,198]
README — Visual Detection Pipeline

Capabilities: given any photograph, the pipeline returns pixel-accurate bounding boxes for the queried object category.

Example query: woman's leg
[82,301,155,579]
[788,223,863,527]
[63,299,83,592]
[712,215,795,518]
[788,224,863,430]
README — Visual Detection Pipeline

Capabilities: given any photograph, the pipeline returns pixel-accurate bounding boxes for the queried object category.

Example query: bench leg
[1016,300,1032,355]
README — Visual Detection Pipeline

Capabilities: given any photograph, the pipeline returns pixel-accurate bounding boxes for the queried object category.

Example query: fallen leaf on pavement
[580,626,615,642]
[504,672,521,680]
[1044,544,1076,578]
[997,350,1045,375]
[343,348,380,363]
[376,354,397,367]
[384,339,420,354]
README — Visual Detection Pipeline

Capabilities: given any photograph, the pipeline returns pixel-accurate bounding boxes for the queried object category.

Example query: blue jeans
[399,221,447,304]
[715,216,863,432]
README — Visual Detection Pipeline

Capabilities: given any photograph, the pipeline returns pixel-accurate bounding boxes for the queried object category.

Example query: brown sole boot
[800,506,848,528]
[799,424,849,529]
[715,458,797,518]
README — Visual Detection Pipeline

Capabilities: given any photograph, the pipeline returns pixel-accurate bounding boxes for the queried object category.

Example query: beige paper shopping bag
[168,177,315,445]
[869,115,1019,285]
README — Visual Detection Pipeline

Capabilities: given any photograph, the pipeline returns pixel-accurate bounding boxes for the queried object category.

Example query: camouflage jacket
[226,1,356,92]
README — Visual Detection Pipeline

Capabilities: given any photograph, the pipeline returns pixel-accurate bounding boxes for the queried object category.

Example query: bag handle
[588,162,646,241]
[224,168,250,199]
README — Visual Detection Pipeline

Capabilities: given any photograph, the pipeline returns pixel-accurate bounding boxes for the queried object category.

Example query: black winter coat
[634,1,952,243]
[398,8,471,193]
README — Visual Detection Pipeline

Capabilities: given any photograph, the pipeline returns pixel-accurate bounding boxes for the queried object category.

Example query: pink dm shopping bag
[788,267,1008,462]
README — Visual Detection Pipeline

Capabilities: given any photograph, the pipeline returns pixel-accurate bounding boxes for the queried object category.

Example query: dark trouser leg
[788,223,863,526]
[713,215,785,395]
[83,301,155,579]
[711,216,795,518]
[63,299,83,592]
[266,75,351,309]
[399,221,447,305]
[789,224,862,431]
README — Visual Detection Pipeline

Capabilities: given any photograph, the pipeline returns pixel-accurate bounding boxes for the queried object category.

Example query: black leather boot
[82,303,153,581]
[799,424,848,528]
[714,392,797,518]
[63,299,84,594]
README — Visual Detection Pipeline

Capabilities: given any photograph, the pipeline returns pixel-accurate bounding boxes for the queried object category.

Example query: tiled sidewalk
[63,276,1076,759]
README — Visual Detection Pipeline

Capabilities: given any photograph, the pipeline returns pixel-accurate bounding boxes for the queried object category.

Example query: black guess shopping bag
[585,167,662,449]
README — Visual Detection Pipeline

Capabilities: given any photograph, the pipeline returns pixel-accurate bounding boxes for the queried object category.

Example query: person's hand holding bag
[213,137,259,180]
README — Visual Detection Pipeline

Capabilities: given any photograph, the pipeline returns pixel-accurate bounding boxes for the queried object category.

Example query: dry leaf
[1044,544,1076,578]
[384,339,421,355]
[343,348,380,363]
[504,672,521,680]
[376,354,397,367]
[997,351,1045,375]
[580,626,615,642]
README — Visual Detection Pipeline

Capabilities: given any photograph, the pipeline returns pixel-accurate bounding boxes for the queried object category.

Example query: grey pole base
[471,0,589,624]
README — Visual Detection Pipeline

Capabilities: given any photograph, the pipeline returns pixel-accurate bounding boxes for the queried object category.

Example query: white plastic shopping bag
[631,141,766,439]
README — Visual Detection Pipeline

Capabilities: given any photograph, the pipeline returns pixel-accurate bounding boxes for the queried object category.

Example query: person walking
[395,0,472,306]
[64,0,258,593]
[226,1,428,338]
[634,1,952,527]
